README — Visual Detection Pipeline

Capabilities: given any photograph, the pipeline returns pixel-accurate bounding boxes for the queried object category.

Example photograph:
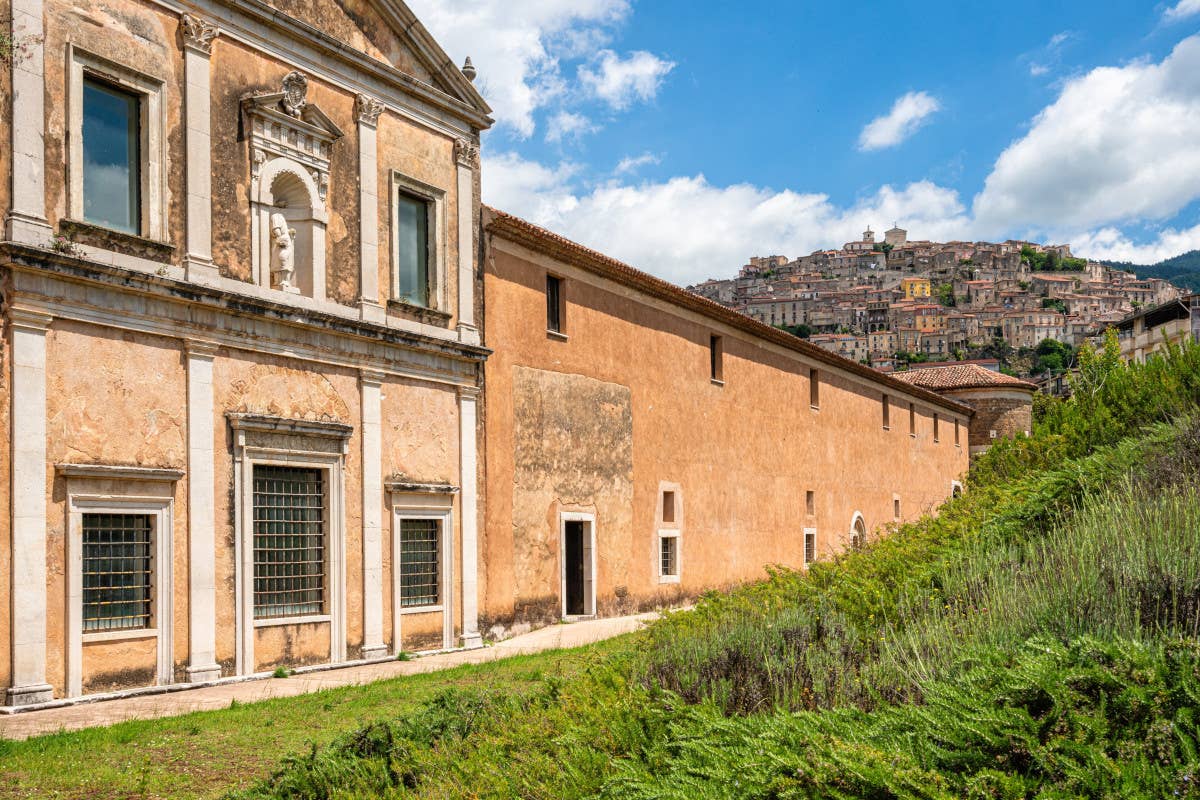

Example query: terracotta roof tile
[893,363,1037,392]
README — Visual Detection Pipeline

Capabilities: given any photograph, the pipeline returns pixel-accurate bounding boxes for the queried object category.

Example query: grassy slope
[0,641,626,799]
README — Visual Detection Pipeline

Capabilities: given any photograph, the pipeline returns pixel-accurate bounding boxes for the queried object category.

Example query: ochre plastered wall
[0,0,12,222]
[482,241,970,633]
[43,320,189,695]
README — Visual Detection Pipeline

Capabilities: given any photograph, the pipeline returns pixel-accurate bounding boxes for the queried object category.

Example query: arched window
[849,513,867,550]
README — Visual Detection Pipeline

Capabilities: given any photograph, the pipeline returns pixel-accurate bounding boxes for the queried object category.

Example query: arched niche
[251,157,327,299]
[242,71,343,302]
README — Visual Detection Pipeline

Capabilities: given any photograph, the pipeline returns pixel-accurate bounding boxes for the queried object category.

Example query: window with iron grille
[400,519,441,607]
[804,530,817,565]
[660,532,679,579]
[82,513,153,632]
[253,466,326,619]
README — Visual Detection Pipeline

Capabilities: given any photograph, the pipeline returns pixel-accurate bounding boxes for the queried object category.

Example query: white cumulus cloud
[579,50,676,110]
[1069,223,1200,263]
[973,34,1200,235]
[545,111,597,143]
[405,0,630,137]
[483,151,971,286]
[858,91,942,151]
[1164,0,1200,22]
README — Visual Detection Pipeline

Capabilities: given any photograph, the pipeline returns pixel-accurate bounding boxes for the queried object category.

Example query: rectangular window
[659,531,680,580]
[395,192,431,306]
[909,403,916,437]
[82,77,141,235]
[955,418,961,446]
[934,414,940,442]
[546,274,564,333]
[882,394,891,429]
[894,498,901,519]
[662,491,675,524]
[803,529,816,565]
[810,369,820,409]
[82,513,153,632]
[805,490,815,516]
[710,335,724,382]
[252,466,326,619]
[399,519,441,607]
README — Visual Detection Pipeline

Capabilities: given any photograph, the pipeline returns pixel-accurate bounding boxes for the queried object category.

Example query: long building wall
[481,213,970,635]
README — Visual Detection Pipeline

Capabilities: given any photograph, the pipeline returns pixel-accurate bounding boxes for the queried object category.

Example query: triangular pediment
[257,0,491,123]
[243,91,345,141]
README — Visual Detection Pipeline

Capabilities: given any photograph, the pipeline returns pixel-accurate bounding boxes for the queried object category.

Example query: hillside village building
[1,0,976,706]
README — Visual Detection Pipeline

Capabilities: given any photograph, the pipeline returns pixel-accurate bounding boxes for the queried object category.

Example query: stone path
[0,612,659,741]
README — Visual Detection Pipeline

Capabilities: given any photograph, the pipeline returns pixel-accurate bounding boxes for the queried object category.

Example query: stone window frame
[656,481,682,585]
[59,464,182,698]
[559,510,597,618]
[803,527,817,566]
[229,415,351,676]
[389,170,447,312]
[66,45,169,242]
[389,486,457,652]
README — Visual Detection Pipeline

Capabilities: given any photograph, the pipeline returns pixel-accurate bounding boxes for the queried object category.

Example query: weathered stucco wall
[0,291,12,692]
[482,240,971,633]
[0,0,12,223]
[43,320,189,696]
[949,387,1034,455]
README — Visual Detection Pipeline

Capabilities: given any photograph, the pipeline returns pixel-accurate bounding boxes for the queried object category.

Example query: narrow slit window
[882,394,890,429]
[934,414,940,442]
[955,418,961,446]
[805,490,815,516]
[82,77,141,235]
[894,498,901,519]
[909,403,916,436]
[662,491,675,524]
[810,369,820,408]
[710,335,723,382]
[82,513,153,631]
[252,466,326,619]
[659,532,679,579]
[546,274,563,333]
[395,192,430,306]
[400,519,441,607]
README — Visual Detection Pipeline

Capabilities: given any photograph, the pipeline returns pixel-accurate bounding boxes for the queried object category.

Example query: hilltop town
[688,224,1185,374]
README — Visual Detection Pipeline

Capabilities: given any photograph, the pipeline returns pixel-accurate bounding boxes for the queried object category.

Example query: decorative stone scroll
[454,138,480,170]
[355,93,384,126]
[180,14,219,55]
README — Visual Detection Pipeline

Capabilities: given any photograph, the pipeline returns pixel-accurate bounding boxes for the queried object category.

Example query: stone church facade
[1,0,974,707]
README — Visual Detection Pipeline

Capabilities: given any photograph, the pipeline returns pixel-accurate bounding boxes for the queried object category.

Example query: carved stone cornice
[180,14,219,55]
[355,94,384,127]
[454,138,480,170]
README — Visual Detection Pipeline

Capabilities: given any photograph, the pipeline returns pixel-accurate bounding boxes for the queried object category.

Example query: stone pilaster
[7,309,53,705]
[181,14,219,283]
[5,0,52,244]
[185,340,222,682]
[454,139,480,346]
[357,94,386,323]
[359,369,387,657]
[457,385,483,648]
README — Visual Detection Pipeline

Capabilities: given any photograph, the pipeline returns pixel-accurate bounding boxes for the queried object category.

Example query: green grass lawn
[0,638,628,800]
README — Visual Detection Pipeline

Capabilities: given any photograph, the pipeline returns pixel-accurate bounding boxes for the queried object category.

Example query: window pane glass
[82,513,153,631]
[400,519,440,607]
[82,78,140,234]
[396,194,429,306]
[252,466,326,619]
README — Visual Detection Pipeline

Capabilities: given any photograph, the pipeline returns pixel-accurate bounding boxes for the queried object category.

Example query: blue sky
[409,0,1200,286]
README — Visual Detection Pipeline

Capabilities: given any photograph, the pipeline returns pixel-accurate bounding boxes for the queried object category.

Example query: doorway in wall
[561,515,594,617]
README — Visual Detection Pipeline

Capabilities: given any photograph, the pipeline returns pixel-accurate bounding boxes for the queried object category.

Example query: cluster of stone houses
[691,226,1183,370]
[0,0,1028,709]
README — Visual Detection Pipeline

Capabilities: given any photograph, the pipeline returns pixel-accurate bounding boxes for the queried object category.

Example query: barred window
[400,519,441,607]
[804,530,817,565]
[253,466,326,619]
[660,532,679,579]
[82,513,153,632]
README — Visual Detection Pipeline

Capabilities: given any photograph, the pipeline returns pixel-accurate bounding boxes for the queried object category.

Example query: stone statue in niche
[270,212,299,293]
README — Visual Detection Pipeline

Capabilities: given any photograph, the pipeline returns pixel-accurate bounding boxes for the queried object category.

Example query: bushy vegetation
[226,342,1200,799]
[1022,244,1088,272]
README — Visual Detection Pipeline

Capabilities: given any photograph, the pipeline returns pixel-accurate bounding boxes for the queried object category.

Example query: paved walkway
[0,612,658,741]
